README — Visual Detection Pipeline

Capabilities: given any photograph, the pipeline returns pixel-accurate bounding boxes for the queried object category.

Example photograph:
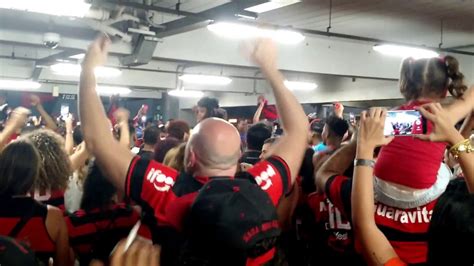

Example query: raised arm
[418,103,474,193]
[30,95,58,131]
[0,107,29,149]
[253,100,264,124]
[315,141,356,191]
[64,114,74,155]
[250,39,309,185]
[352,108,398,265]
[114,108,131,148]
[79,36,134,191]
[69,142,89,172]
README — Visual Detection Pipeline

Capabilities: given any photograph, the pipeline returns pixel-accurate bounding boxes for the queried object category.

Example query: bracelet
[449,139,473,159]
[354,159,375,168]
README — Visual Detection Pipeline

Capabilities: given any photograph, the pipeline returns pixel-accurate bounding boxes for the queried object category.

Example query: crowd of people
[0,36,473,266]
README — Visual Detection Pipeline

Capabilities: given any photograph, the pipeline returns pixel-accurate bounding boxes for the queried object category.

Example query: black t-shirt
[137,149,154,160]
[240,150,262,165]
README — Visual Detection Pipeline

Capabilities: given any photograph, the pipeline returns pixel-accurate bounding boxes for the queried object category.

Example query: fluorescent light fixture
[50,63,122,78]
[96,86,131,95]
[235,11,258,20]
[272,29,306,45]
[228,118,238,123]
[50,63,81,76]
[0,79,41,90]
[168,89,204,98]
[0,0,91,17]
[207,22,305,44]
[69,53,85,60]
[373,44,439,59]
[94,67,122,78]
[179,74,232,86]
[246,0,301,13]
[284,80,317,91]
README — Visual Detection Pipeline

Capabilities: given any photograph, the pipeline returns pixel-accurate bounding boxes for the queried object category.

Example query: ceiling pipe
[100,0,202,19]
[297,28,474,56]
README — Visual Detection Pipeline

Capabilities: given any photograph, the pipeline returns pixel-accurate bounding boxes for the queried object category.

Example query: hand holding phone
[416,103,464,145]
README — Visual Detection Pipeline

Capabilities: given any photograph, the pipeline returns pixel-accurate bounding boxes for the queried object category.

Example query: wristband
[354,159,375,168]
[449,139,473,159]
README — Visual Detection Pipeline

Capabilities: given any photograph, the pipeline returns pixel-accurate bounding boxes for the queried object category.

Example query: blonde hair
[24,129,72,191]
[163,143,186,172]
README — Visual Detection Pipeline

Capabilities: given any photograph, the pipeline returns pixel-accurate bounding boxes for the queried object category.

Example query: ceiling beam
[152,0,267,38]
[100,0,203,19]
[35,49,84,66]
[444,44,474,50]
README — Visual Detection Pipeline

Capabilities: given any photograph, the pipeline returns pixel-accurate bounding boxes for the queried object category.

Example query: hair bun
[445,56,467,98]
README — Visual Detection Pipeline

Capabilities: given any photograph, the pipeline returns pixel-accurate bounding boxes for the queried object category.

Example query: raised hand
[357,107,393,150]
[245,38,278,71]
[334,102,344,118]
[9,107,31,129]
[30,94,41,107]
[114,108,130,124]
[416,103,464,145]
[65,113,74,131]
[82,35,111,70]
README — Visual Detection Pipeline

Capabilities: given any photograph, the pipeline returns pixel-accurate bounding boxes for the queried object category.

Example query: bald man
[79,37,308,264]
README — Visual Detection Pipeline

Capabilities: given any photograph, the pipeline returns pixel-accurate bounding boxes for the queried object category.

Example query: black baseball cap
[182,178,281,266]
[0,236,38,266]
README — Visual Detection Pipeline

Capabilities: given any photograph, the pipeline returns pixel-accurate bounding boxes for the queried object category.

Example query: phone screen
[60,104,69,121]
[384,110,425,136]
[349,113,355,123]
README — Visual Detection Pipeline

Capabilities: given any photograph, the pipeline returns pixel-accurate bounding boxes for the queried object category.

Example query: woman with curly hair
[24,129,73,210]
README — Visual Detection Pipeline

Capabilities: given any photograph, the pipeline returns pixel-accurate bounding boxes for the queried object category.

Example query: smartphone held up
[384,110,427,137]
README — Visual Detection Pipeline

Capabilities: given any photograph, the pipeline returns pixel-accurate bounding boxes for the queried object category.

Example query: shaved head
[185,118,241,176]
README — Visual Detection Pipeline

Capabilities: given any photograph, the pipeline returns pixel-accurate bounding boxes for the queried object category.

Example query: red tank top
[0,197,56,261]
[374,101,447,189]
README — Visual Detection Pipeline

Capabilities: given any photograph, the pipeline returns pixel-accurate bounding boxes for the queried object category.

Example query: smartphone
[384,110,426,136]
[60,104,69,121]
[349,112,356,124]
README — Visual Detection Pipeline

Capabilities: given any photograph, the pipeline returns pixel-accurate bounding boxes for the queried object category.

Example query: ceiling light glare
[0,0,91,17]
[69,53,85,60]
[207,22,305,44]
[179,74,232,86]
[50,63,122,78]
[373,44,439,59]
[168,89,204,98]
[246,0,301,13]
[0,79,41,90]
[284,80,318,91]
[96,86,131,95]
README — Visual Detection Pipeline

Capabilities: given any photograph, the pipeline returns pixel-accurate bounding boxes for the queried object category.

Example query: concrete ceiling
[259,0,474,49]
[0,0,473,105]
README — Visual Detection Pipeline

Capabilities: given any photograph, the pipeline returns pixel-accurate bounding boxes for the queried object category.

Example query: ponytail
[444,56,467,98]
[400,57,423,100]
